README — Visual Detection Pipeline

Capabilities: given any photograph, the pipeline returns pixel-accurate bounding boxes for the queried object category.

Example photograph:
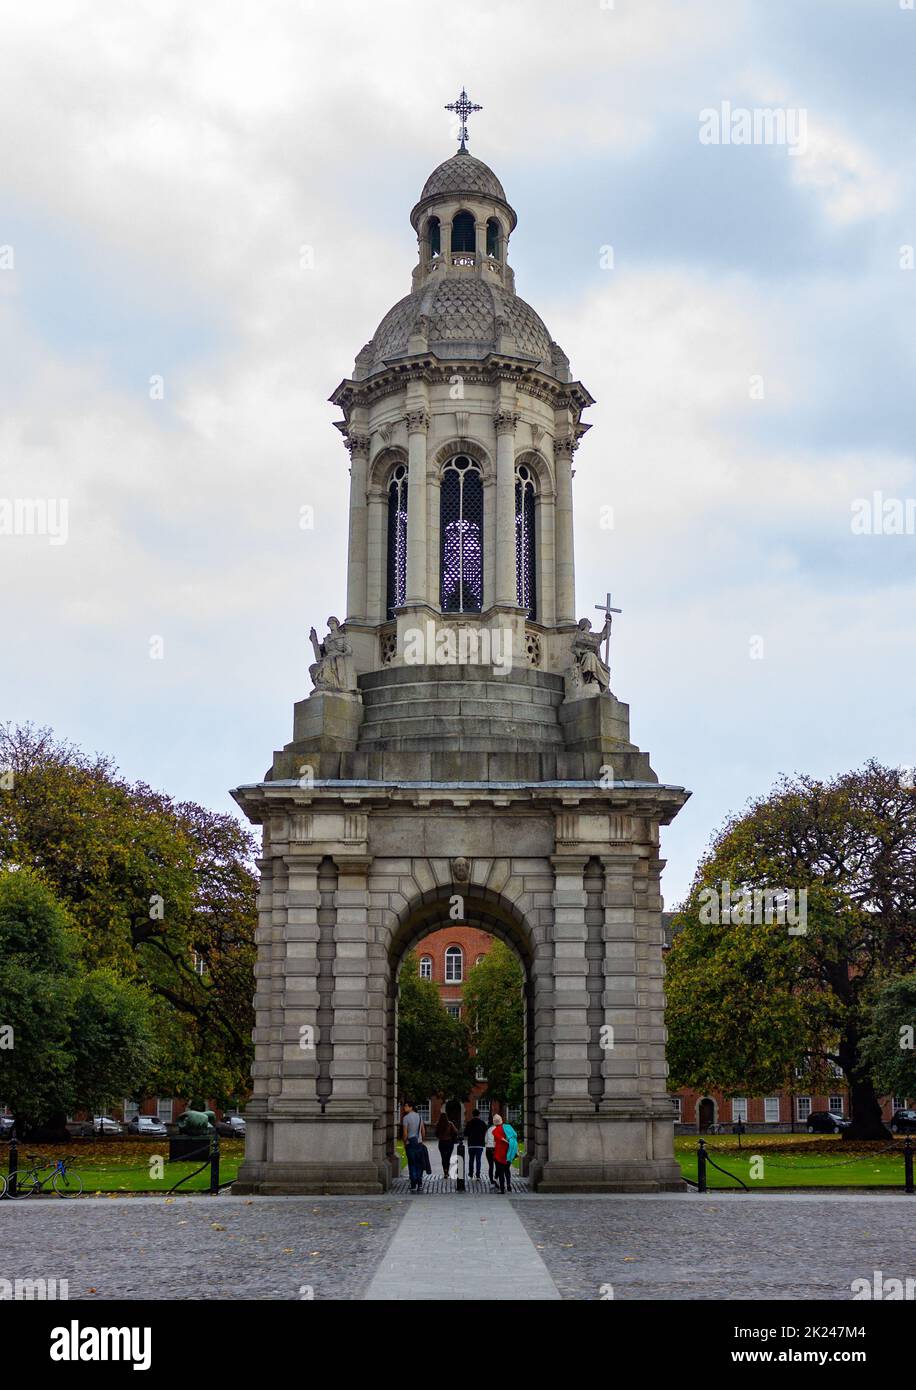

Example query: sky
[1,0,914,906]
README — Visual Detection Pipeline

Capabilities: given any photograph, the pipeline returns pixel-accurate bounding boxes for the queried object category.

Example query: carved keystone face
[452,856,470,883]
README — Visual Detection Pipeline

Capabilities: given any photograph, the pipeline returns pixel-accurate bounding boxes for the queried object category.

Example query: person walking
[491,1113,518,1193]
[464,1108,487,1182]
[435,1108,458,1177]
[485,1114,498,1186]
[401,1100,426,1193]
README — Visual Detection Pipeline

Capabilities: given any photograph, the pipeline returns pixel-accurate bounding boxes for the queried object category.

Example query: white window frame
[419,955,432,980]
[828,1095,844,1115]
[445,946,463,983]
[764,1097,780,1124]
[475,1064,486,1082]
[671,1096,682,1120]
[446,1002,461,1020]
[894,1096,907,1112]
[732,1097,748,1123]
[477,1099,490,1120]
[506,1104,521,1125]
[157,1098,174,1123]
[123,1098,140,1121]
[416,1101,431,1124]
[796,1096,811,1122]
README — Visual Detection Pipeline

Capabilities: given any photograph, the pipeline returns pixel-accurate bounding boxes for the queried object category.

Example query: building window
[386,464,408,619]
[515,463,537,619]
[732,1098,748,1123]
[506,1104,521,1125]
[894,1096,907,1111]
[445,946,464,983]
[475,1064,486,1082]
[157,1098,174,1123]
[450,210,475,254]
[671,1096,682,1120]
[486,217,501,259]
[440,456,483,612]
[764,1097,780,1124]
[416,1101,431,1124]
[796,1096,811,1122]
[478,1099,490,1121]
[419,955,432,980]
[427,215,440,258]
[446,1003,462,1020]
[123,1098,140,1121]
[829,1095,844,1114]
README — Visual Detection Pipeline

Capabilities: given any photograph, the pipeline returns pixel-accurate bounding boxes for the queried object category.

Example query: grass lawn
[676,1132,912,1189]
[3,1140,244,1195]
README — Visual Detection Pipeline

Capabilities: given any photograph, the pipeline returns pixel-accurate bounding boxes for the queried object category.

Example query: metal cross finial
[445,87,482,152]
[595,592,622,667]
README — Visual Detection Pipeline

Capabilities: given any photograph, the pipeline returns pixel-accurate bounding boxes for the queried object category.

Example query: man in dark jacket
[464,1108,487,1180]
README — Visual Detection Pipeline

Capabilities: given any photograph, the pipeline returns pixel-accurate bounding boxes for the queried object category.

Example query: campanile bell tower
[232,97,690,1194]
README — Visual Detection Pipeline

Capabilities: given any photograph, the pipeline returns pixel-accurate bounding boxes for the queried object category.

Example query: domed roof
[366,275,558,375]
[419,151,507,203]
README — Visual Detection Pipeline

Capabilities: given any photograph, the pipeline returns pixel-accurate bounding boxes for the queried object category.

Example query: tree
[859,974,916,1102]
[0,870,157,1137]
[666,761,916,1139]
[0,724,257,1103]
[397,952,476,1106]
[463,941,524,1108]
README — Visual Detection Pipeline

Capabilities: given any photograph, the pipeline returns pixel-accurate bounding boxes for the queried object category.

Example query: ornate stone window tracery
[440,456,483,613]
[386,463,408,620]
[515,462,537,620]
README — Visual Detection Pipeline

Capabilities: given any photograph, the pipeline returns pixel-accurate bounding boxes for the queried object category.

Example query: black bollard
[905,1136,914,1195]
[697,1138,707,1193]
[210,1130,220,1195]
[7,1136,17,1199]
[456,1139,466,1192]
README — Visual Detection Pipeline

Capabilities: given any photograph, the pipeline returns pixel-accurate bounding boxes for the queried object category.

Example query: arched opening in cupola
[450,210,476,254]
[427,215,441,258]
[486,217,501,259]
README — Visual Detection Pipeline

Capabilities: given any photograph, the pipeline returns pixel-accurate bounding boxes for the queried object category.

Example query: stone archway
[381,885,542,1184]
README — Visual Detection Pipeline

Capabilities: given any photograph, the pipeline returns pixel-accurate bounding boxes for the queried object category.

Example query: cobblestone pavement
[509,1194,916,1300]
[3,1192,915,1301]
[0,1195,405,1300]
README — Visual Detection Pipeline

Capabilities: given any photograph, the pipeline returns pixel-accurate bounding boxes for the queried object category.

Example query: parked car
[217,1114,246,1138]
[891,1109,916,1134]
[806,1110,851,1134]
[127,1115,168,1137]
[0,1116,15,1140]
[93,1115,124,1135]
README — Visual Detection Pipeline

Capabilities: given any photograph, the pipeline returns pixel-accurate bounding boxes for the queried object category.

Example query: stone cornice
[330,356,595,420]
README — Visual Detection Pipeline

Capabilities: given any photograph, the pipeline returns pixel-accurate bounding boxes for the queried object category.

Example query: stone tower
[232,122,689,1194]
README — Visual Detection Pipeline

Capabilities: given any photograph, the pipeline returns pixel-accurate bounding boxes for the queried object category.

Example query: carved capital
[553,435,577,459]
[345,431,370,458]
[494,409,520,436]
[405,409,430,434]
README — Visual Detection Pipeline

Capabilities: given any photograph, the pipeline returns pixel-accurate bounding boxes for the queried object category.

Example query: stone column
[597,852,640,1108]
[328,852,374,1110]
[366,485,387,624]
[279,853,323,1104]
[345,432,370,622]
[494,410,519,607]
[404,409,430,607]
[554,436,576,625]
[548,853,594,1110]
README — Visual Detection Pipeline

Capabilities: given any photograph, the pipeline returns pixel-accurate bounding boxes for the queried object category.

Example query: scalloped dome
[367,276,556,375]
[419,150,507,203]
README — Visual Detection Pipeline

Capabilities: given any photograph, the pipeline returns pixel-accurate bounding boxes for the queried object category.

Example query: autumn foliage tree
[666,762,916,1140]
[0,724,257,1105]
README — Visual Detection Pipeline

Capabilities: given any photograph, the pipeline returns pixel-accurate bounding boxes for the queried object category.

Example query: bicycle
[11,1153,83,1198]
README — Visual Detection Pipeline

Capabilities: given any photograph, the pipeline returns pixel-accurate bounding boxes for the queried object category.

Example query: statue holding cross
[567,592,622,696]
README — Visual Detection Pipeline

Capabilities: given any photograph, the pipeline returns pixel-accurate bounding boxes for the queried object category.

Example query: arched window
[515,463,537,620]
[427,216,440,258]
[386,464,408,620]
[440,456,483,612]
[451,211,475,254]
[486,218,501,259]
[445,946,463,983]
[419,955,432,980]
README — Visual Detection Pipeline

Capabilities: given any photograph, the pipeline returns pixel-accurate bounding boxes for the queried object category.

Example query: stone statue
[177,1108,215,1137]
[309,616,357,693]
[569,615,612,694]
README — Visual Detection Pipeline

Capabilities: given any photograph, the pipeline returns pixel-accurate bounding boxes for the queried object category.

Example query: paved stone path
[364,1194,559,1300]
[2,1192,915,1301]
